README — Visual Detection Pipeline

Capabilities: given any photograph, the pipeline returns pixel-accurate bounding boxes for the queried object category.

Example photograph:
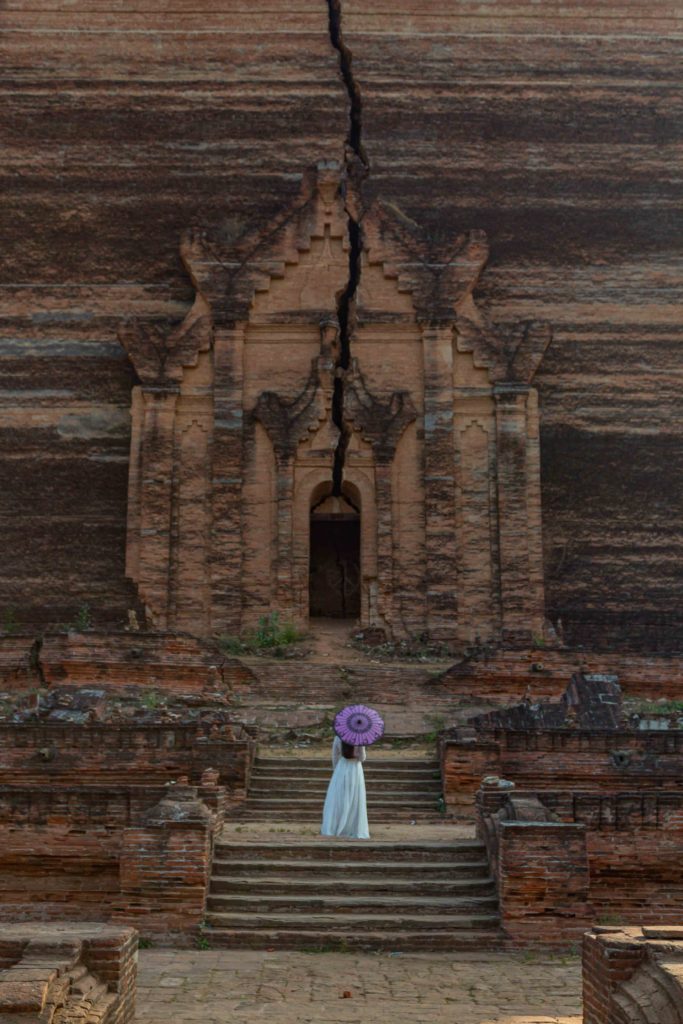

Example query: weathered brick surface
[583,926,683,1024]
[479,784,683,945]
[496,821,592,945]
[0,632,255,693]
[0,923,137,1024]
[443,729,683,811]
[0,783,218,937]
[344,2,683,652]
[114,784,213,936]
[0,722,254,790]
[2,4,681,650]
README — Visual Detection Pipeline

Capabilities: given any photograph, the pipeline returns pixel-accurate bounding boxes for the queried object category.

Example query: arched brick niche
[119,162,551,643]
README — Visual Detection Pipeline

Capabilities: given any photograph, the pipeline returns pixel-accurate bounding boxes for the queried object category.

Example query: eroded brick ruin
[1,0,683,1021]
[119,162,550,643]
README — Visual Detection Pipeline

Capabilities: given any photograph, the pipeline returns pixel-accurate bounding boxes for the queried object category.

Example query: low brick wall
[497,821,592,945]
[438,649,683,702]
[0,781,222,939]
[478,785,683,945]
[0,631,255,693]
[583,925,683,1024]
[443,729,683,813]
[0,722,255,791]
[0,922,137,1024]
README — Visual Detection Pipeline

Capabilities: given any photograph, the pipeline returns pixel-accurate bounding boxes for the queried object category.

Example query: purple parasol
[334,704,385,746]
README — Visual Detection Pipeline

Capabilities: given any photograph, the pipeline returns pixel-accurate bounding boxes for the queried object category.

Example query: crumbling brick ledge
[583,925,683,1024]
[0,922,137,1024]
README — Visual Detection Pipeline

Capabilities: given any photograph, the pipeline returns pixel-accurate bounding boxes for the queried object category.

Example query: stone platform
[136,948,582,1024]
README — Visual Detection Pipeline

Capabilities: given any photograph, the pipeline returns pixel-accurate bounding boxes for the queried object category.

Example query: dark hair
[341,741,355,759]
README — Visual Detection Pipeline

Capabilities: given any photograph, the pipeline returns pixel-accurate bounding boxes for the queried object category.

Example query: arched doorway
[309,494,360,619]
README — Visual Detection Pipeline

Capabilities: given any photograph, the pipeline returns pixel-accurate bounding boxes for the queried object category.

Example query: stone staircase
[203,837,502,951]
[230,658,488,737]
[239,754,445,821]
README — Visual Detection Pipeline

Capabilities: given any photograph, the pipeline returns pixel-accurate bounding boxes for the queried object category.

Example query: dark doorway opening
[309,514,360,619]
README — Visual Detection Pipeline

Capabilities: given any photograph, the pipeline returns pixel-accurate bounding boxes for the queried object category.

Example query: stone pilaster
[494,384,544,642]
[210,324,245,635]
[422,324,458,638]
[136,387,179,628]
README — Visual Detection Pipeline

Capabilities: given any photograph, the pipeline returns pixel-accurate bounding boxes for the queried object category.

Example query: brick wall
[0,923,138,1024]
[478,785,683,945]
[0,780,220,938]
[439,649,683,701]
[0,632,256,692]
[583,926,683,1024]
[443,729,683,812]
[0,722,255,790]
[496,821,592,945]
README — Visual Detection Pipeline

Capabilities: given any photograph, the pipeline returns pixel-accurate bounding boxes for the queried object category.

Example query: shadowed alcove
[309,493,360,619]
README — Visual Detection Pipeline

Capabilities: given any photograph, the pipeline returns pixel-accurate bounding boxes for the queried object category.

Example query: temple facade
[120,164,551,643]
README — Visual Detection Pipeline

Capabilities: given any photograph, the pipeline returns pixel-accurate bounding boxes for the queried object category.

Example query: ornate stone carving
[455,315,553,385]
[343,359,417,463]
[253,318,339,458]
[362,202,489,323]
[118,309,212,386]
[119,161,553,644]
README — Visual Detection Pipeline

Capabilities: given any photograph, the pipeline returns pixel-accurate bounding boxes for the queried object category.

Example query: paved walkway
[137,949,582,1024]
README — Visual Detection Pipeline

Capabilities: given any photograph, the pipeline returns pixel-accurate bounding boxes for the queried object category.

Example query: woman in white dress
[320,734,370,839]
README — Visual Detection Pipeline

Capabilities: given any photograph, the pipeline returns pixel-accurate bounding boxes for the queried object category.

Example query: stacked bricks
[114,782,213,937]
[0,722,255,790]
[442,729,683,812]
[583,926,683,1024]
[478,784,683,945]
[0,779,222,937]
[497,821,592,946]
[0,923,137,1024]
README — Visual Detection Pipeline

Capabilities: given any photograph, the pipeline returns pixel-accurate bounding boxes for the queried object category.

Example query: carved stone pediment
[118,310,212,386]
[343,359,417,463]
[455,315,552,385]
[180,162,349,321]
[362,201,489,323]
[252,318,339,459]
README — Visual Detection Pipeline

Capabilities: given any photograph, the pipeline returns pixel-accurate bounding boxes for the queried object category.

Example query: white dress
[320,736,370,840]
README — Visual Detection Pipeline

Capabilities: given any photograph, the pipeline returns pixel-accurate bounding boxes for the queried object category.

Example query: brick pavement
[137,949,582,1024]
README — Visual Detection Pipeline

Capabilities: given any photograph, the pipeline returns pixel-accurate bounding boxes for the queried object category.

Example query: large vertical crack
[327,0,368,496]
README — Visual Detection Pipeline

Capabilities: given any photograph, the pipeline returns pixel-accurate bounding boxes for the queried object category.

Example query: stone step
[204,910,501,933]
[242,790,440,806]
[250,768,442,781]
[199,927,504,952]
[211,857,490,878]
[207,892,499,914]
[254,759,440,771]
[235,811,448,823]
[210,875,495,897]
[248,778,440,794]
[213,840,485,862]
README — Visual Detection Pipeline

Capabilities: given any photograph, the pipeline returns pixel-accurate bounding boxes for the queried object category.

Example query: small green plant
[531,634,547,649]
[423,712,446,744]
[628,698,683,715]
[217,611,304,656]
[140,689,163,710]
[301,939,352,954]
[138,937,154,949]
[72,603,92,631]
[435,795,446,815]
[2,606,17,635]
[196,935,211,951]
